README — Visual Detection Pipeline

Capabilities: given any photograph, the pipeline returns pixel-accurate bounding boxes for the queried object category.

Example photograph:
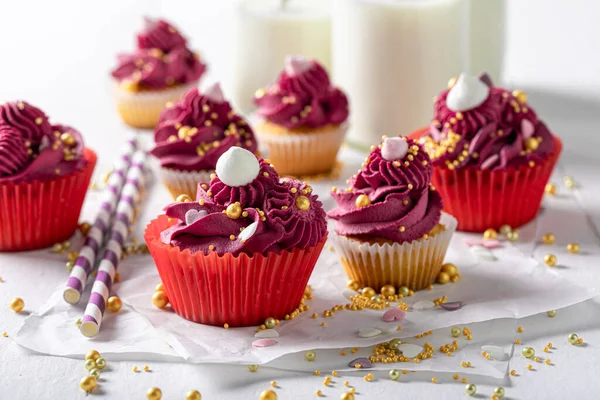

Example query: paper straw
[80,150,148,338]
[63,138,138,304]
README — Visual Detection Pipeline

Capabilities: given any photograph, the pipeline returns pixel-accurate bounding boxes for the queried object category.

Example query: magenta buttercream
[254,59,349,129]
[160,153,327,256]
[150,87,258,171]
[111,18,206,89]
[0,102,86,184]
[423,75,555,171]
[328,137,443,243]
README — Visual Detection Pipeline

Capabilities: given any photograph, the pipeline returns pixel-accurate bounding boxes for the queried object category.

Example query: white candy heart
[398,343,423,358]
[215,147,260,187]
[446,73,490,112]
[185,209,207,225]
[285,55,312,76]
[358,328,382,338]
[203,82,226,104]
[376,325,398,334]
[239,221,258,242]
[469,246,497,261]
[481,345,509,361]
[381,137,409,161]
[255,329,280,338]
[412,300,436,311]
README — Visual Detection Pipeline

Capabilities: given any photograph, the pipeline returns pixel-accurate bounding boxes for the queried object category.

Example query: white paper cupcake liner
[254,122,349,177]
[113,82,197,129]
[158,166,214,200]
[329,212,458,291]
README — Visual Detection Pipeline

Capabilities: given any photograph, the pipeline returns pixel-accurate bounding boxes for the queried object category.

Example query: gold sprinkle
[224,323,230,329]
[143,365,150,372]
[132,366,139,372]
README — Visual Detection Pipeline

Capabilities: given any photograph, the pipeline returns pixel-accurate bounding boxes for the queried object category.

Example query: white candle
[332,0,467,149]
[230,0,331,113]
[467,0,505,82]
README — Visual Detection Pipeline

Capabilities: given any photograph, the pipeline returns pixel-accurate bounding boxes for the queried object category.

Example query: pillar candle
[467,0,505,82]
[231,0,331,113]
[332,0,467,149]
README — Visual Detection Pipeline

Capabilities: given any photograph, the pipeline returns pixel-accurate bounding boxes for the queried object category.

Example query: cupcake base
[144,215,327,327]
[114,82,197,129]
[255,121,348,177]
[0,148,97,252]
[158,167,214,200]
[330,213,457,291]
[409,128,563,232]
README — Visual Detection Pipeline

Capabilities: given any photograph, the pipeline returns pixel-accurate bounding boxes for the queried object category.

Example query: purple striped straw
[63,138,138,305]
[80,150,147,338]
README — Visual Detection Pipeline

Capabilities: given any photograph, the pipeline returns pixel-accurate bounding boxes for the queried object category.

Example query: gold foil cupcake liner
[113,82,196,129]
[255,122,348,177]
[159,167,214,200]
[330,213,457,291]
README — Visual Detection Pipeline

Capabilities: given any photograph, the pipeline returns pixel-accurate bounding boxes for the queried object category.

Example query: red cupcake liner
[144,215,327,327]
[409,129,562,232]
[0,148,97,252]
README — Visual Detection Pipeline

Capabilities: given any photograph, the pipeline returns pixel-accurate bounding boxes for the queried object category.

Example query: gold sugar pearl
[152,291,169,309]
[361,287,376,298]
[464,383,477,396]
[314,370,321,376]
[568,333,579,344]
[522,347,535,359]
[85,359,96,371]
[176,194,192,203]
[295,196,311,211]
[448,76,458,88]
[483,228,498,240]
[493,387,505,399]
[567,243,580,254]
[86,350,101,361]
[315,390,322,397]
[510,369,517,376]
[437,272,450,284]
[270,381,277,387]
[517,326,524,333]
[451,327,461,338]
[441,263,458,277]
[132,366,139,372]
[146,387,163,400]
[545,359,551,365]
[545,183,557,195]
[564,176,575,188]
[248,364,259,372]
[226,202,242,219]
[544,254,557,267]
[527,364,533,370]
[542,233,555,245]
[224,323,230,329]
[265,317,276,329]
[107,296,122,313]
[305,350,316,361]
[96,358,107,370]
[155,283,164,292]
[534,357,540,362]
[381,285,395,297]
[80,376,97,393]
[547,310,557,317]
[355,194,371,208]
[513,90,528,105]
[9,297,24,313]
[507,230,520,242]
[186,390,202,400]
[499,224,512,236]
[340,393,355,400]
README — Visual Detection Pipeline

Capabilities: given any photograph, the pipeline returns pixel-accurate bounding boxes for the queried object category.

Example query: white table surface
[2,1,600,399]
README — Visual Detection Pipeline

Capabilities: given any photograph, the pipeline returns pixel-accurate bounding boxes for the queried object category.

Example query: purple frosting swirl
[254,58,349,129]
[161,153,327,256]
[111,18,206,89]
[0,102,86,184]
[150,87,258,171]
[137,18,187,52]
[422,75,556,171]
[328,137,443,243]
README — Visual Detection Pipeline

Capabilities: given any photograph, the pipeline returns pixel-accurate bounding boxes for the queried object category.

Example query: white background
[1,1,600,399]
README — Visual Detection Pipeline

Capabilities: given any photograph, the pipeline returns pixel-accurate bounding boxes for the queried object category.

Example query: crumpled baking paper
[13,147,600,376]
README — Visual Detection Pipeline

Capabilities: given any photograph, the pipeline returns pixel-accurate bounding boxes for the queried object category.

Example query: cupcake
[0,101,97,251]
[328,136,457,291]
[144,147,327,326]
[410,73,562,232]
[111,17,207,129]
[150,82,258,199]
[254,55,349,176]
